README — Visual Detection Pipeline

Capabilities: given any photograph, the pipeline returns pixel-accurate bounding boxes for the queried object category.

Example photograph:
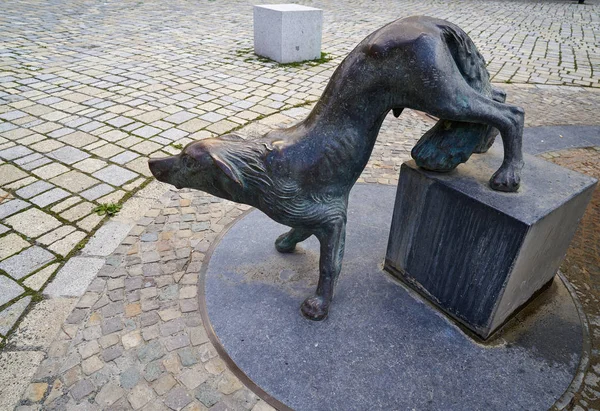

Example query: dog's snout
[148,156,177,181]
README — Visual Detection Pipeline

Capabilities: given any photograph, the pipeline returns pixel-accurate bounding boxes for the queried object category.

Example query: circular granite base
[200,184,588,411]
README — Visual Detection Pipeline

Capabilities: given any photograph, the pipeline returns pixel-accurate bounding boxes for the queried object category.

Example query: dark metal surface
[150,16,525,320]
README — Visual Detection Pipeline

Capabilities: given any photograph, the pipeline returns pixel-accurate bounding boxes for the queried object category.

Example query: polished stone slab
[522,125,600,154]
[385,149,597,338]
[202,184,585,411]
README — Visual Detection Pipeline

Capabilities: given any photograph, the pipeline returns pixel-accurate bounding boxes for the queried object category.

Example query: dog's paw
[275,232,296,253]
[489,162,523,192]
[301,296,329,321]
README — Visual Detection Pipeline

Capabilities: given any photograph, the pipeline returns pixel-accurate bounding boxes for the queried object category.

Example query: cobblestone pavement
[0,0,600,409]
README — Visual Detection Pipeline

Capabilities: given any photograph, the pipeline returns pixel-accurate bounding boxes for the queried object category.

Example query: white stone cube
[253,4,323,64]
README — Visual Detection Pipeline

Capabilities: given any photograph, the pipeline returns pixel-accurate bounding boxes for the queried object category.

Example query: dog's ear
[210,152,243,187]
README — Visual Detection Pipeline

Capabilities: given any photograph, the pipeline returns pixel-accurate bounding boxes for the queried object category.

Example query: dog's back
[360,16,500,171]
[264,16,499,191]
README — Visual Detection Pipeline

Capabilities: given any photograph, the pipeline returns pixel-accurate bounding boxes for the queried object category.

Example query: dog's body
[149,16,524,320]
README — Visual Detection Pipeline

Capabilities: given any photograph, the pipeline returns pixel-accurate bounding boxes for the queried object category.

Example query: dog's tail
[411,23,504,172]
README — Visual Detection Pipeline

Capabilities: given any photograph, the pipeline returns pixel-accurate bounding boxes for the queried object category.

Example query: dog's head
[148,136,244,196]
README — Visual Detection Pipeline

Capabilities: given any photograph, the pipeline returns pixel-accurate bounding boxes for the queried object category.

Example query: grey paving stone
[141,232,158,242]
[0,246,55,280]
[23,263,58,290]
[101,317,123,335]
[79,121,103,132]
[15,180,53,199]
[21,157,52,171]
[101,345,123,362]
[50,170,99,193]
[197,344,217,363]
[107,278,124,291]
[163,111,196,124]
[82,221,133,257]
[195,383,221,408]
[163,386,192,410]
[30,187,70,207]
[5,208,61,238]
[107,116,134,127]
[0,233,30,261]
[47,146,90,165]
[70,379,94,401]
[15,153,43,167]
[189,327,209,347]
[137,340,164,363]
[120,367,141,390]
[0,110,27,120]
[102,302,124,318]
[9,297,78,349]
[0,224,9,235]
[92,165,138,186]
[0,199,29,219]
[44,257,105,297]
[164,334,190,352]
[0,276,25,306]
[125,277,143,292]
[95,381,124,407]
[78,340,100,360]
[110,151,139,165]
[233,100,255,110]
[0,145,33,160]
[144,361,163,382]
[160,319,185,337]
[127,383,155,409]
[141,311,160,327]
[0,296,31,335]
[132,126,160,138]
[178,366,208,390]
[191,222,210,232]
[0,164,28,186]
[36,96,61,105]
[199,112,224,123]
[48,127,75,138]
[66,308,87,325]
[159,129,188,141]
[159,285,178,301]
[153,374,177,396]
[83,326,102,342]
[80,183,114,201]
[0,351,45,410]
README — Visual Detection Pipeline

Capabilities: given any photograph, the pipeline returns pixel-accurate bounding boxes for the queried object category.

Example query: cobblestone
[0,246,55,280]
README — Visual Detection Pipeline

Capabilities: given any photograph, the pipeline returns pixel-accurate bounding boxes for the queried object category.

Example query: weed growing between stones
[93,203,122,217]
[235,48,334,67]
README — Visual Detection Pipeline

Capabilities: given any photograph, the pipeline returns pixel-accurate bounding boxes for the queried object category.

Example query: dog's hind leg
[411,86,509,170]
[419,84,524,192]
[301,217,346,321]
[275,228,312,253]
[473,86,507,154]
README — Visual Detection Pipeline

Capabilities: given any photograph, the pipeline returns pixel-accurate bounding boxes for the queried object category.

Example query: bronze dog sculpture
[149,16,524,321]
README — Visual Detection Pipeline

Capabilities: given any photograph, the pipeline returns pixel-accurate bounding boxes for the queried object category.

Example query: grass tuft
[93,203,122,217]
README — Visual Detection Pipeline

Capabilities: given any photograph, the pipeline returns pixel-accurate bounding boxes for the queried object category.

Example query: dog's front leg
[275,227,312,253]
[301,218,346,321]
